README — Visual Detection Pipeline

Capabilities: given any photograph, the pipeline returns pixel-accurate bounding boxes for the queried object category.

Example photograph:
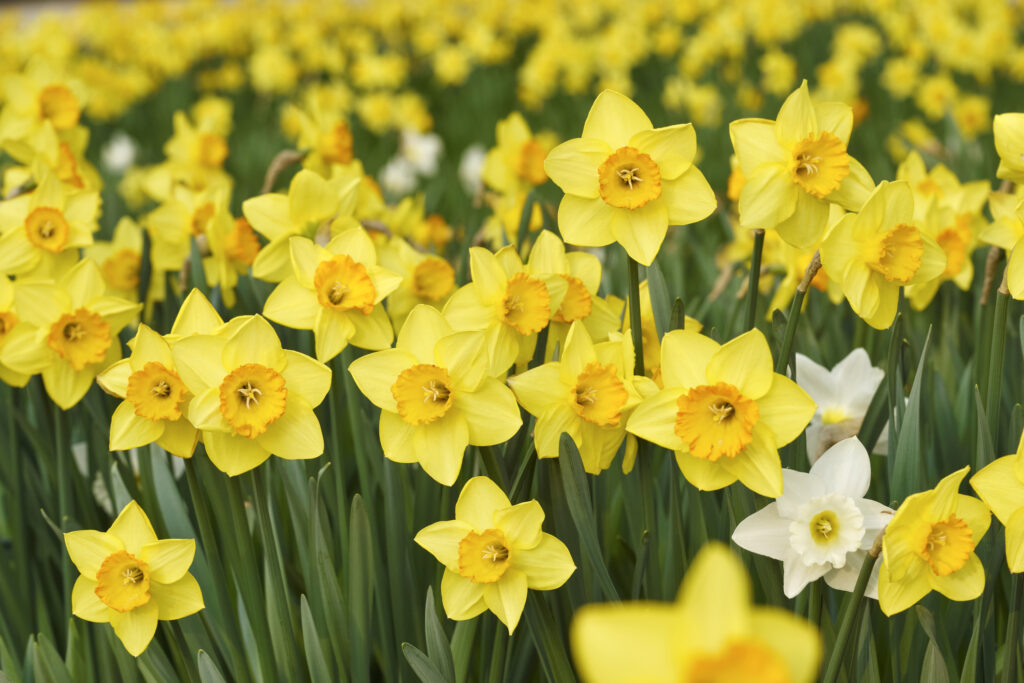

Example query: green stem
[53,403,71,623]
[821,548,879,683]
[746,229,765,331]
[479,446,507,490]
[986,282,1009,444]
[773,252,819,376]
[1001,573,1024,683]
[626,255,645,376]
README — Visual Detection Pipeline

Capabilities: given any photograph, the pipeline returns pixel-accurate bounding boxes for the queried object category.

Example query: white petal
[777,470,826,518]
[794,353,834,406]
[782,554,830,599]
[811,437,871,499]
[731,503,791,562]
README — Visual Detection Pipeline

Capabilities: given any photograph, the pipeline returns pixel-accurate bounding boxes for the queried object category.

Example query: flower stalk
[821,532,882,683]
[746,229,765,331]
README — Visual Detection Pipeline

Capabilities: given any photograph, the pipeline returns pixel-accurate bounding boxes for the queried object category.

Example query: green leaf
[857,374,892,455]
[402,643,449,683]
[300,596,333,682]
[449,620,477,683]
[891,327,931,502]
[30,632,72,683]
[347,495,374,683]
[423,587,455,683]
[974,388,996,471]
[646,261,671,339]
[197,650,228,683]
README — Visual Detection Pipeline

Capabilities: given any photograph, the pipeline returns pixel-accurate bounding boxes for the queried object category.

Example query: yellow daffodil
[0,277,29,388]
[443,245,567,376]
[0,59,86,145]
[281,100,356,175]
[482,111,553,196]
[729,80,874,249]
[820,180,946,329]
[626,329,815,497]
[243,168,360,283]
[414,476,575,633]
[621,279,702,385]
[0,259,141,408]
[145,184,231,274]
[544,90,716,266]
[0,166,98,277]
[349,305,521,486]
[377,235,456,330]
[171,314,331,476]
[970,443,1024,573]
[84,217,144,301]
[168,288,229,341]
[980,190,1024,252]
[202,215,261,310]
[571,542,821,683]
[508,321,655,474]
[65,500,203,657]
[878,467,990,616]
[993,113,1024,184]
[263,228,402,361]
[96,324,198,458]
[524,230,621,357]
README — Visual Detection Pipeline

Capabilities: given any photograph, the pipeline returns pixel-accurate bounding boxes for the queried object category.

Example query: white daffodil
[732,437,893,599]
[796,348,887,463]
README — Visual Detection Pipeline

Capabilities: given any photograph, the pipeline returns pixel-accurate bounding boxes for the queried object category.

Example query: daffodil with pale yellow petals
[0,277,29,388]
[97,324,198,458]
[626,328,815,497]
[509,321,655,475]
[65,501,203,657]
[0,259,140,408]
[168,289,230,341]
[171,315,331,476]
[970,441,1024,573]
[993,113,1024,184]
[820,180,946,330]
[414,476,575,633]
[349,305,521,486]
[524,230,621,357]
[571,542,821,683]
[443,246,567,376]
[262,227,402,362]
[0,166,97,277]
[378,235,456,330]
[544,90,716,266]
[878,467,990,616]
[482,111,553,196]
[730,80,874,249]
[243,168,360,282]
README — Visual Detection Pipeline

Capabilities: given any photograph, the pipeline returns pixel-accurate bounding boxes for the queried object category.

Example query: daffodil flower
[729,80,873,249]
[243,168,360,282]
[64,501,204,657]
[621,278,702,386]
[0,166,97,277]
[262,228,402,361]
[544,89,716,266]
[970,442,1024,573]
[796,349,888,463]
[378,235,456,330]
[482,111,552,195]
[84,217,144,300]
[414,476,575,633]
[626,328,815,497]
[349,305,521,486]
[993,112,1024,184]
[443,245,567,376]
[97,324,199,458]
[571,543,821,683]
[733,437,893,598]
[819,180,946,329]
[0,58,86,143]
[878,466,990,616]
[171,315,331,476]
[0,259,140,408]
[508,321,655,475]
[0,277,29,388]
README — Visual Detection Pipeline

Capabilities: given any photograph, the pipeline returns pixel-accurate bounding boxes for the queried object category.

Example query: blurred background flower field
[4,1,1024,682]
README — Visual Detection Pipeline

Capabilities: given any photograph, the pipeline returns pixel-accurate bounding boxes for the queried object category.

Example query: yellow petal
[281,350,331,407]
[398,304,452,360]
[932,466,971,520]
[508,364,563,417]
[829,157,874,212]
[223,316,285,372]
[155,418,198,459]
[108,501,158,557]
[581,90,652,149]
[455,379,522,446]
[677,543,751,651]
[630,123,695,180]
[129,325,173,372]
[258,396,324,460]
[71,576,110,623]
[416,415,470,486]
[171,333,227,394]
[242,193,291,241]
[469,247,508,303]
[1006,509,1024,573]
[661,166,717,227]
[720,425,783,497]
[204,430,271,476]
[493,500,544,549]
[483,568,528,633]
[65,530,124,577]
[534,403,581,460]
[730,118,787,177]
[775,81,817,147]
[414,520,473,572]
[929,553,984,602]
[774,188,829,250]
[289,236,323,289]
[455,476,511,531]
[543,137,608,198]
[557,194,615,248]
[252,237,294,283]
[140,539,195,584]
[289,169,338,226]
[976,456,1024,524]
[43,360,96,410]
[813,100,853,143]
[660,330,718,389]
[675,450,737,492]
[349,349,416,413]
[1008,242,1024,300]
[314,307,356,362]
[707,329,773,400]
[436,330,489,391]
[609,200,669,267]
[956,494,992,544]
[750,609,823,683]
[263,278,319,329]
[755,375,816,447]
[440,568,487,621]
[514,534,576,590]
[738,164,799,231]
[348,305,395,351]
[571,602,678,683]
[379,410,421,464]
[109,401,164,451]
[150,573,205,620]
[906,233,948,286]
[626,388,684,451]
[109,601,160,656]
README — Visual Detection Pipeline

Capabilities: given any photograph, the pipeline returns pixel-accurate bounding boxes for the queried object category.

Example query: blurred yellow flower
[971,443,1024,573]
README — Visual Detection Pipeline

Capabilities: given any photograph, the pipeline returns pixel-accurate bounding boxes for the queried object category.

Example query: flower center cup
[597,146,662,209]
[95,550,151,613]
[674,382,759,461]
[552,275,592,323]
[126,362,189,421]
[47,308,111,370]
[920,514,974,576]
[313,254,377,313]
[412,258,455,302]
[226,218,261,266]
[571,361,628,426]
[0,311,17,341]
[391,363,454,425]
[501,272,551,335]
[218,363,288,438]
[866,223,924,283]
[687,641,790,683]
[102,249,142,291]
[38,84,81,130]
[320,122,354,165]
[458,528,512,583]
[790,131,850,198]
[198,133,229,168]
[25,207,70,252]
[517,139,548,186]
